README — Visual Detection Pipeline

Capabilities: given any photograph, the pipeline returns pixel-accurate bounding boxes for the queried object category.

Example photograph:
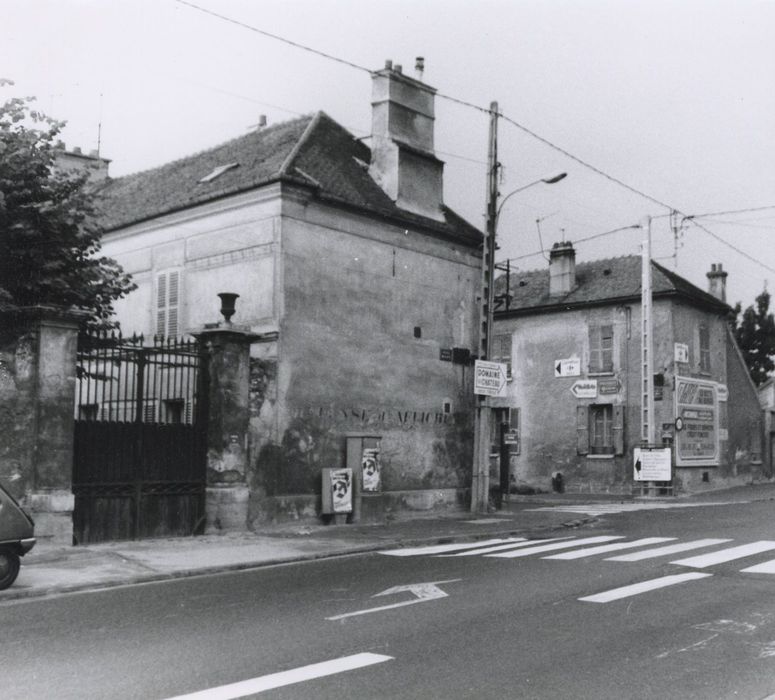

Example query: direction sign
[474,360,508,397]
[571,379,598,399]
[555,357,581,377]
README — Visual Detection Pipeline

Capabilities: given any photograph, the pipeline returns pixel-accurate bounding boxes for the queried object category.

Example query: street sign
[598,378,621,395]
[571,379,598,399]
[554,357,581,377]
[474,360,508,397]
[716,384,728,402]
[633,447,672,481]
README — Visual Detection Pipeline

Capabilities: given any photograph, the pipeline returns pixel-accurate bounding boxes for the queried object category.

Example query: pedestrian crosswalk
[379,533,775,605]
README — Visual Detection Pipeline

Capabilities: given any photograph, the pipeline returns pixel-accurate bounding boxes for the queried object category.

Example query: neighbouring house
[78,61,482,527]
[490,246,767,495]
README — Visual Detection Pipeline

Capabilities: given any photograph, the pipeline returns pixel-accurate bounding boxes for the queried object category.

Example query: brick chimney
[53,143,110,184]
[549,241,576,296]
[369,59,444,221]
[706,263,728,303]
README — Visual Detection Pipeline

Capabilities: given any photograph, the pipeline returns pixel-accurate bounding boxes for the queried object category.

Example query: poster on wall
[330,468,353,513]
[362,447,381,492]
[674,377,719,466]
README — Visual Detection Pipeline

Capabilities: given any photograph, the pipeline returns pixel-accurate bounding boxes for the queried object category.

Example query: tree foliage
[0,85,135,330]
[732,290,775,386]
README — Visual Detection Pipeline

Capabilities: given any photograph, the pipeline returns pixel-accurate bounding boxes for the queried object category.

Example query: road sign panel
[555,358,581,377]
[474,360,507,396]
[571,379,598,399]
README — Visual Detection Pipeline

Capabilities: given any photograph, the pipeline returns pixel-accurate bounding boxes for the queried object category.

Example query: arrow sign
[571,379,598,399]
[554,357,581,377]
[326,579,461,620]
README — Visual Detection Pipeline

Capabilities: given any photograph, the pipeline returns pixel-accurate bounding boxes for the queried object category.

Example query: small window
[162,399,185,424]
[589,404,614,455]
[589,324,614,373]
[156,270,181,339]
[577,404,624,456]
[698,324,711,373]
[492,333,513,379]
[78,404,99,421]
[199,162,239,183]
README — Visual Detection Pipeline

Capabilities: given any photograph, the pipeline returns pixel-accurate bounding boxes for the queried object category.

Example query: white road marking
[163,652,393,699]
[326,579,461,620]
[437,537,573,557]
[543,537,676,560]
[579,573,712,603]
[378,538,521,556]
[671,541,775,568]
[487,535,624,559]
[606,538,732,562]
[527,501,741,517]
[741,559,775,574]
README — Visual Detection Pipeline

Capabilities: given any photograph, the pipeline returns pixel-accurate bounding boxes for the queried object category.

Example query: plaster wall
[246,198,479,516]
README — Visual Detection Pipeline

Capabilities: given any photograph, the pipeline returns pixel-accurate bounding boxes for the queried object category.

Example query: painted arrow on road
[326,579,462,621]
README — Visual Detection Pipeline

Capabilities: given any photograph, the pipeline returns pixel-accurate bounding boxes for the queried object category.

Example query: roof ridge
[279,111,324,176]
[104,113,315,183]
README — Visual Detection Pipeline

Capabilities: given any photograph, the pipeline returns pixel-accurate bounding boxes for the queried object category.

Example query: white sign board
[716,384,728,402]
[571,379,598,399]
[674,343,689,364]
[633,447,672,481]
[474,360,508,397]
[555,357,581,377]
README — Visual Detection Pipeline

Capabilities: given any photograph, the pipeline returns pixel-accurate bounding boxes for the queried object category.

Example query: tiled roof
[496,254,730,315]
[94,112,481,246]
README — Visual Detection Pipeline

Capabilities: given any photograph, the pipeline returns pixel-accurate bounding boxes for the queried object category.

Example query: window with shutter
[589,324,614,373]
[492,334,513,379]
[155,270,182,339]
[698,324,710,373]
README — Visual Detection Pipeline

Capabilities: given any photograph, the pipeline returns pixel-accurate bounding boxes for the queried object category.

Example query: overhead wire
[172,0,772,275]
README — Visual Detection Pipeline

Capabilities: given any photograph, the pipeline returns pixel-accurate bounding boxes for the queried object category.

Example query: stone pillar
[0,306,85,546]
[194,323,258,533]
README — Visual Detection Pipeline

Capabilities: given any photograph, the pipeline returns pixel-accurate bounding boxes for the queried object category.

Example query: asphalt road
[4,499,775,699]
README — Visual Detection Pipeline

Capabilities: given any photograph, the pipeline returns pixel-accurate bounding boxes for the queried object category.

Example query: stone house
[84,62,482,527]
[490,246,766,495]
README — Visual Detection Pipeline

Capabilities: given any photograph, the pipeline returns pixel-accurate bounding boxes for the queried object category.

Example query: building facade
[491,246,766,495]
[85,63,483,527]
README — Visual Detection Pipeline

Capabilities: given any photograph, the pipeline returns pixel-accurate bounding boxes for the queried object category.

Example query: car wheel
[0,547,21,590]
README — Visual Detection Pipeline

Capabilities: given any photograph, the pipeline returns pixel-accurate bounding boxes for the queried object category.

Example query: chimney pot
[394,64,402,73]
[72,146,82,155]
[706,262,728,303]
[549,241,576,297]
[384,59,393,70]
[258,114,267,128]
[415,56,425,79]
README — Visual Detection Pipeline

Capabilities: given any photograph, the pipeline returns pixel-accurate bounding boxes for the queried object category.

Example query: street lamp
[471,170,568,513]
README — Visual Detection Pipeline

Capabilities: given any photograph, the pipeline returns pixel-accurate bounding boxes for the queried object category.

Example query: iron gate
[73,333,209,543]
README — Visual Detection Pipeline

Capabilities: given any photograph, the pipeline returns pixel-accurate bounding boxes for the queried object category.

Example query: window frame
[588,323,614,375]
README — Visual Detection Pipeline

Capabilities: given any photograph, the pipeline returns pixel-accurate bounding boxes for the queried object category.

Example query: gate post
[194,322,258,533]
[0,306,86,546]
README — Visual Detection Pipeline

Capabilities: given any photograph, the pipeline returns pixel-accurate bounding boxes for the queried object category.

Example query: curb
[0,517,597,602]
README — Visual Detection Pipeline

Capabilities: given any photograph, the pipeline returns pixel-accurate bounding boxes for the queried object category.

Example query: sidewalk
[3,483,773,601]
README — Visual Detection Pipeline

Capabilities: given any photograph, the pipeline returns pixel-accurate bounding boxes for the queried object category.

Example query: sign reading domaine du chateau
[474,360,508,397]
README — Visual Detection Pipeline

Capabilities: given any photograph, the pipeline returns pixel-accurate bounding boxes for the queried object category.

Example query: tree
[732,290,775,386]
[0,85,135,331]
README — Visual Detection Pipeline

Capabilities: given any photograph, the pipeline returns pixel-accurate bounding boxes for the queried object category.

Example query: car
[0,481,36,590]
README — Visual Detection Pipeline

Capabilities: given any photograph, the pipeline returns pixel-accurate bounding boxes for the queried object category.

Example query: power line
[172,0,772,274]
[173,0,374,74]
[500,225,641,264]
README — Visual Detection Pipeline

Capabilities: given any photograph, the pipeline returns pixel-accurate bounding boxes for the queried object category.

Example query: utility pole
[641,215,655,447]
[471,101,500,513]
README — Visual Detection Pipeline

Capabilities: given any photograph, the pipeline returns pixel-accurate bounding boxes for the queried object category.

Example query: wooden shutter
[612,404,625,456]
[155,270,181,338]
[576,405,589,455]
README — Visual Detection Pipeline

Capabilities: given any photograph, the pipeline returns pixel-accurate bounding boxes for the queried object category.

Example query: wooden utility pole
[471,101,500,512]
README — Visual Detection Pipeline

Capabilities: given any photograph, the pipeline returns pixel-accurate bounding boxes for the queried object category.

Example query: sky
[3,0,774,309]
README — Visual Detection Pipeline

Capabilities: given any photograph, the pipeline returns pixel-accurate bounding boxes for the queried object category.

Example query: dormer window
[199,162,239,183]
